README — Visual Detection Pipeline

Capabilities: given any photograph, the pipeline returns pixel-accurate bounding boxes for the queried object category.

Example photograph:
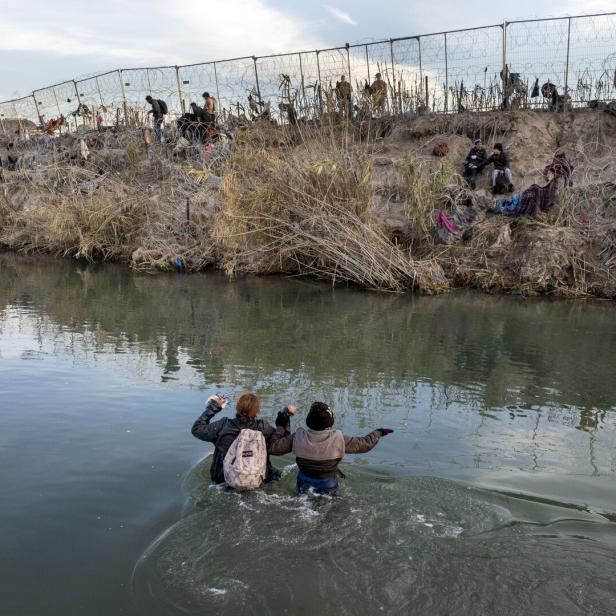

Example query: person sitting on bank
[463,138,487,190]
[268,401,393,496]
[202,92,217,125]
[370,73,388,113]
[191,392,297,485]
[479,143,514,194]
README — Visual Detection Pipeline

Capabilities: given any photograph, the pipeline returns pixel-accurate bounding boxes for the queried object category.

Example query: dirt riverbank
[1,109,616,298]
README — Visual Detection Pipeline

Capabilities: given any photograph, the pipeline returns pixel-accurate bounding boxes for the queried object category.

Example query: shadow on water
[131,457,616,616]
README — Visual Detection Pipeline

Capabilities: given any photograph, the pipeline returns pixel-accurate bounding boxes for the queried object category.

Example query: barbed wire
[0,13,615,134]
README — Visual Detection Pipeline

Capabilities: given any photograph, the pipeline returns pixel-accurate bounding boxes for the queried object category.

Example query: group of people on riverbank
[146,91,217,142]
[462,140,515,194]
[191,393,393,496]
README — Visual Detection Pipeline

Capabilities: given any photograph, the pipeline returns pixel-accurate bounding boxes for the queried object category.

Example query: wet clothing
[269,424,382,494]
[191,399,282,484]
[297,471,339,496]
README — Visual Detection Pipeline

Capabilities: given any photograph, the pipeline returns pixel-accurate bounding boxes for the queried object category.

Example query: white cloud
[324,5,357,26]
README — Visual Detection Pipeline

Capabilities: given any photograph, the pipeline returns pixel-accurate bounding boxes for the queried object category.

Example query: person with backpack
[268,401,394,496]
[145,95,167,142]
[191,392,297,489]
[479,143,514,194]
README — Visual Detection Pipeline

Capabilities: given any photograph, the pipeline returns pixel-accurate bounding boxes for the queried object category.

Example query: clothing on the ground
[542,153,573,187]
[191,399,284,484]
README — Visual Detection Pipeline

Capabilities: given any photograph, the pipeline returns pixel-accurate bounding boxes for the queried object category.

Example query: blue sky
[0,0,613,100]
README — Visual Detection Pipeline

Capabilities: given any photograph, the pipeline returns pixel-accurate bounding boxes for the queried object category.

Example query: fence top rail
[0,95,35,105]
[75,70,120,84]
[33,79,76,93]
[2,11,616,107]
[506,11,616,25]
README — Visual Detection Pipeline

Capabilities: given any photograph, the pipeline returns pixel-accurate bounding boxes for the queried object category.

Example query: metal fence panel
[445,26,503,111]
[2,13,615,123]
[506,19,569,108]
[568,14,616,104]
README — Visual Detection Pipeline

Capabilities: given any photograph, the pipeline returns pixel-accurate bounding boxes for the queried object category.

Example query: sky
[0,0,614,100]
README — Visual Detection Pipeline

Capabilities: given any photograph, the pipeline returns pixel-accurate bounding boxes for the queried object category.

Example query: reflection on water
[1,253,616,615]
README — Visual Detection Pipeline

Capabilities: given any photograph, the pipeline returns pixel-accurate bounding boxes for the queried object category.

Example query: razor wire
[1,12,615,134]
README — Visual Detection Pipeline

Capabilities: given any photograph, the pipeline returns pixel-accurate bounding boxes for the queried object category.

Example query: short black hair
[145,95,153,102]
[306,401,335,431]
[494,142,503,151]
[202,92,210,98]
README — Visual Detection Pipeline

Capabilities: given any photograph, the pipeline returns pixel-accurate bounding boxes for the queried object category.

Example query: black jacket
[464,145,487,167]
[191,399,283,484]
[481,151,510,171]
[149,99,163,119]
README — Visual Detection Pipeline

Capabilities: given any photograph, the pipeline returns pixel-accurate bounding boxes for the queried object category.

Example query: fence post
[95,76,105,108]
[213,62,221,116]
[346,43,351,82]
[502,21,507,110]
[145,68,153,96]
[31,94,40,125]
[118,70,129,126]
[72,80,82,129]
[389,39,397,114]
[365,44,371,85]
[175,66,184,113]
[316,50,324,117]
[444,32,448,112]
[253,56,262,101]
[564,17,571,108]
[298,53,307,110]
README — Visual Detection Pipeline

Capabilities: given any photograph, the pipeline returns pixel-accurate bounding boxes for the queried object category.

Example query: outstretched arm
[191,396,227,442]
[344,428,393,454]
[268,405,297,455]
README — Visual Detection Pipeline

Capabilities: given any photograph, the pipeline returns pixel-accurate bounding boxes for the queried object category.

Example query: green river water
[1,254,615,616]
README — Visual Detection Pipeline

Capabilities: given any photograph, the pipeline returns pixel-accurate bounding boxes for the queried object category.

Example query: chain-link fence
[1,12,615,133]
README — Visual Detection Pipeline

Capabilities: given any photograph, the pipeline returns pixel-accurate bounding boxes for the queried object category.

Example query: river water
[1,254,615,616]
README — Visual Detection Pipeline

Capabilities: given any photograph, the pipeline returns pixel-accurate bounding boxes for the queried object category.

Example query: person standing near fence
[146,95,166,142]
[202,92,217,125]
[370,73,388,114]
[335,75,353,118]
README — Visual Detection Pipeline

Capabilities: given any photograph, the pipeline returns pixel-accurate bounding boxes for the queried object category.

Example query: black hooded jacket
[191,399,283,484]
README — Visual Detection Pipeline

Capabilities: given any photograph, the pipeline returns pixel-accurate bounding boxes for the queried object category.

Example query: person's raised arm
[344,428,393,454]
[191,395,228,442]
[268,404,297,455]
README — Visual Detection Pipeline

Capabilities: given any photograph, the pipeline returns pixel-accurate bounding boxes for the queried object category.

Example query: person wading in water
[268,401,393,495]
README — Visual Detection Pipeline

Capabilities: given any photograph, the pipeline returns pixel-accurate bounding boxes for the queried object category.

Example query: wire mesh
[212,57,257,118]
[506,19,569,109]
[1,13,615,124]
[445,27,503,111]
[391,38,421,113]
[568,14,616,104]
[177,63,217,114]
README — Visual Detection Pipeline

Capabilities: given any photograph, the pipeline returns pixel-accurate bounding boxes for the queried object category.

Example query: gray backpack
[223,429,267,490]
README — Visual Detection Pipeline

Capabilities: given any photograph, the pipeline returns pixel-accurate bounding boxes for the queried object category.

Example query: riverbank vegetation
[1,109,616,297]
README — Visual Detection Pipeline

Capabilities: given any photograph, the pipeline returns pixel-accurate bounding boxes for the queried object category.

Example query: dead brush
[395,152,462,255]
[214,124,448,293]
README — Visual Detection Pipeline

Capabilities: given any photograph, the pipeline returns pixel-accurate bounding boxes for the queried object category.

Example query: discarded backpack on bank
[433,143,449,157]
[223,429,267,490]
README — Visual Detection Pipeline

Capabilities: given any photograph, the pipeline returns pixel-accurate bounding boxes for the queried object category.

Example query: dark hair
[236,392,260,420]
[306,401,335,431]
[494,143,503,152]
[145,95,153,102]
[202,92,210,98]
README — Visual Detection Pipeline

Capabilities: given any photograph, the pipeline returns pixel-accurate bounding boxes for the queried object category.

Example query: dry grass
[213,123,448,293]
